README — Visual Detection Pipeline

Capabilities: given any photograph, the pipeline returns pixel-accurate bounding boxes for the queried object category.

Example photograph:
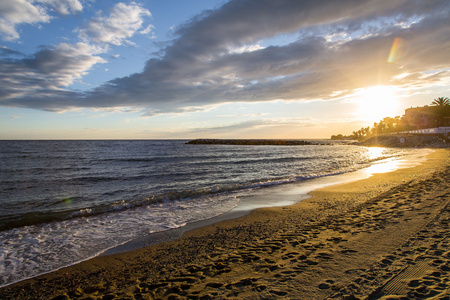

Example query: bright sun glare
[356,86,399,123]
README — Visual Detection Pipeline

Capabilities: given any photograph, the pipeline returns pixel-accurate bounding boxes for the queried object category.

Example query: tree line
[331,97,449,140]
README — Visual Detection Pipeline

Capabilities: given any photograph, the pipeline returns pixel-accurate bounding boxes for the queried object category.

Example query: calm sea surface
[0,140,426,286]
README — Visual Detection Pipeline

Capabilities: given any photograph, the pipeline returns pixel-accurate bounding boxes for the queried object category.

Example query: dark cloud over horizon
[1,0,449,114]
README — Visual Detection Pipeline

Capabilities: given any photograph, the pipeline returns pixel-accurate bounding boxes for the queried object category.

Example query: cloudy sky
[1,0,449,139]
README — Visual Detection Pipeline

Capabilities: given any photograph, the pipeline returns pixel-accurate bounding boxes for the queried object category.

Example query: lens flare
[388,37,406,63]
[63,198,73,205]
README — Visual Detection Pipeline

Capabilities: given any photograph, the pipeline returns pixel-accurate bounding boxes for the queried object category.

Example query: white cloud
[0,42,105,105]
[36,0,82,15]
[0,0,83,41]
[140,24,154,35]
[78,2,151,46]
[0,0,50,41]
[0,19,20,41]
[218,113,266,118]
[189,117,318,134]
[29,42,106,87]
[229,44,264,54]
[0,1,154,108]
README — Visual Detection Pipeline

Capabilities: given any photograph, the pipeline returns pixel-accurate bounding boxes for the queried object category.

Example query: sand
[0,149,449,300]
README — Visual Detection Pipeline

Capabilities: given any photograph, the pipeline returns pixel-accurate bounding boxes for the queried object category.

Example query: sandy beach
[1,149,449,300]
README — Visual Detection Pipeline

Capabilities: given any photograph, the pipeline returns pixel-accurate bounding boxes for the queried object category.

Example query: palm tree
[431,97,449,127]
[363,126,371,137]
[431,97,449,107]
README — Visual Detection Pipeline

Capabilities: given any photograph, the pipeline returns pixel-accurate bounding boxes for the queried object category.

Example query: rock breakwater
[186,139,320,146]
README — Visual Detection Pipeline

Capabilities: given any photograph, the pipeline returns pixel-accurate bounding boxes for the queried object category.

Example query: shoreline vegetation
[331,97,449,143]
[1,150,449,299]
[360,134,449,148]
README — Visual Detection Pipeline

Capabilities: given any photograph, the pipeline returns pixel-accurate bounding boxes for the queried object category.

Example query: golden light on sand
[356,86,399,123]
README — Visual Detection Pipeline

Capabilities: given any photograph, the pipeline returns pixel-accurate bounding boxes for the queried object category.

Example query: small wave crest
[0,165,372,232]
[0,146,404,233]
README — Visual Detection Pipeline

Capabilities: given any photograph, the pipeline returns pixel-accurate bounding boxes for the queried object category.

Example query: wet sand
[1,149,449,300]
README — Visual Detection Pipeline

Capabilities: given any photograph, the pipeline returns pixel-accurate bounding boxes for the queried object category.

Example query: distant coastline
[185,139,324,146]
[186,135,449,148]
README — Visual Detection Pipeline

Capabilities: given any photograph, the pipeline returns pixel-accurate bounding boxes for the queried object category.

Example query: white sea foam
[0,192,239,287]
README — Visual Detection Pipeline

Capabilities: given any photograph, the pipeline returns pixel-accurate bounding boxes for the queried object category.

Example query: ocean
[0,140,429,287]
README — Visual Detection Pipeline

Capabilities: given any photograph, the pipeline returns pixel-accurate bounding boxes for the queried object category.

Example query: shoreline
[1,149,448,299]
[102,148,429,256]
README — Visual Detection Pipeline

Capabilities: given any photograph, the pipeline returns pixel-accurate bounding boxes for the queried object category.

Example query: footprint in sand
[340,248,358,254]
[205,282,223,288]
[226,277,258,289]
[318,279,335,290]
[316,251,334,260]
[281,252,300,260]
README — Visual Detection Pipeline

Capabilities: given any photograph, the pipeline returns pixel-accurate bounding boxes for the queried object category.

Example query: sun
[356,86,400,123]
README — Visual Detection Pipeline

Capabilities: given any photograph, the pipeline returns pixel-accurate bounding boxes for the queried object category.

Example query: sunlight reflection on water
[365,147,386,160]
[364,158,403,174]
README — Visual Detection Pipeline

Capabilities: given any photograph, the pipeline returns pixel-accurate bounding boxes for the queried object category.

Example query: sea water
[0,140,429,286]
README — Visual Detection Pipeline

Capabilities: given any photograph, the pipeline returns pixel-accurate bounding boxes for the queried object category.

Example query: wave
[0,143,407,233]
[99,157,159,163]
[0,165,368,232]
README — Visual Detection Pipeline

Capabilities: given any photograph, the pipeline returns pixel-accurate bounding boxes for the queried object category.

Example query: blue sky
[1,0,449,139]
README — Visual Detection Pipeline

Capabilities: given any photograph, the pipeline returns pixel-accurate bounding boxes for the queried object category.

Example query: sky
[0,0,449,140]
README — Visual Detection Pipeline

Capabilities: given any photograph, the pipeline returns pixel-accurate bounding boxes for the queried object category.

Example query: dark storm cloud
[1,0,449,113]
